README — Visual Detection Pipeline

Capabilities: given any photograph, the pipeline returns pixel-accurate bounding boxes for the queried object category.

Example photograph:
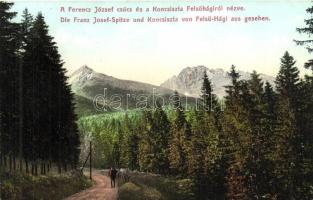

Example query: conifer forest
[1,1,313,200]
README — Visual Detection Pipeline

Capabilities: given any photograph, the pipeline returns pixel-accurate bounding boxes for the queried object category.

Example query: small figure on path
[109,167,118,188]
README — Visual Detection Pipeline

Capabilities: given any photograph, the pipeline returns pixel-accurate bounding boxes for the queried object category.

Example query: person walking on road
[109,167,118,188]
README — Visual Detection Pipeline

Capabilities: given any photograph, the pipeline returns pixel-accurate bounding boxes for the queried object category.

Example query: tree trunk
[18,57,23,174]
[31,163,34,175]
[19,158,23,172]
[9,155,12,171]
[13,156,16,171]
[35,162,38,176]
[4,155,7,168]
[25,159,29,173]
[47,162,50,173]
[40,162,43,175]
[64,162,67,172]
[58,162,61,174]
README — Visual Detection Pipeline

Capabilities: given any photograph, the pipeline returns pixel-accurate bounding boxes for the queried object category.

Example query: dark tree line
[99,51,312,199]
[0,2,80,175]
[78,5,313,196]
[77,3,313,199]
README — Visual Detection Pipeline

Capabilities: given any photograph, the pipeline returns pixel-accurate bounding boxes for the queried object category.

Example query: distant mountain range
[69,65,173,97]
[160,66,275,98]
[68,65,176,116]
[69,65,275,116]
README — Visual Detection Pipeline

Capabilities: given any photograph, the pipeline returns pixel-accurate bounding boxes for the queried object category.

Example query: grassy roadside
[118,172,195,200]
[0,169,92,200]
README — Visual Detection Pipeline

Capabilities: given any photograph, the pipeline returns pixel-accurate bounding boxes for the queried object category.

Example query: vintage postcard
[0,0,313,199]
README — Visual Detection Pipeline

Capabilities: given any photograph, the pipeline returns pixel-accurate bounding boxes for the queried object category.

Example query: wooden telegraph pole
[89,141,92,180]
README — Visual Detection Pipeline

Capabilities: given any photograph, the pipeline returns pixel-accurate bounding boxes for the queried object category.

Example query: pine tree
[121,114,140,170]
[224,65,240,106]
[138,110,154,172]
[263,82,277,146]
[112,126,123,168]
[184,71,224,199]
[272,97,298,199]
[20,8,33,51]
[137,103,170,174]
[246,71,264,198]
[297,77,313,199]
[295,6,313,197]
[222,66,251,199]
[261,82,277,197]
[18,8,34,172]
[152,102,170,174]
[188,110,207,199]
[22,13,80,173]
[200,70,222,130]
[188,109,222,199]
[241,71,277,198]
[200,71,217,112]
[295,5,313,70]
[168,91,191,175]
[273,52,302,198]
[263,82,276,126]
[275,52,300,106]
[0,2,20,170]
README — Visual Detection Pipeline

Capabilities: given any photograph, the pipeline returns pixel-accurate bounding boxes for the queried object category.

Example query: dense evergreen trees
[80,51,313,199]
[0,1,20,171]
[75,4,313,198]
[138,103,171,174]
[295,5,313,198]
[272,52,300,198]
[3,2,312,199]
[168,91,191,176]
[0,2,80,174]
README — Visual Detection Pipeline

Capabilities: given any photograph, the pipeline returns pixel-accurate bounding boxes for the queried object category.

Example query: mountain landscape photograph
[1,1,313,200]
[70,64,276,116]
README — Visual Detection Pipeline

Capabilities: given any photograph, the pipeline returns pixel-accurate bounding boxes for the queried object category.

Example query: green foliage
[118,182,143,200]
[77,53,313,199]
[295,5,313,70]
[0,1,21,171]
[21,12,80,172]
[0,3,80,174]
[119,182,163,200]
[74,94,108,117]
[190,110,223,199]
[0,170,91,200]
[200,70,218,112]
[78,110,142,168]
[118,173,195,200]
[2,3,313,199]
[77,54,313,199]
[138,106,171,174]
[220,53,313,199]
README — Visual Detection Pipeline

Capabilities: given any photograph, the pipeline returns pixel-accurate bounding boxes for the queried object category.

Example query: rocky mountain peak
[73,65,93,75]
[68,65,94,87]
[160,66,275,98]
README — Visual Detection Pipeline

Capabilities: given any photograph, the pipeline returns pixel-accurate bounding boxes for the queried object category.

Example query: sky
[10,0,313,85]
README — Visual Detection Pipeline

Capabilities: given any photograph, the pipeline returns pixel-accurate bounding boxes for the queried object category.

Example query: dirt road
[64,172,117,200]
